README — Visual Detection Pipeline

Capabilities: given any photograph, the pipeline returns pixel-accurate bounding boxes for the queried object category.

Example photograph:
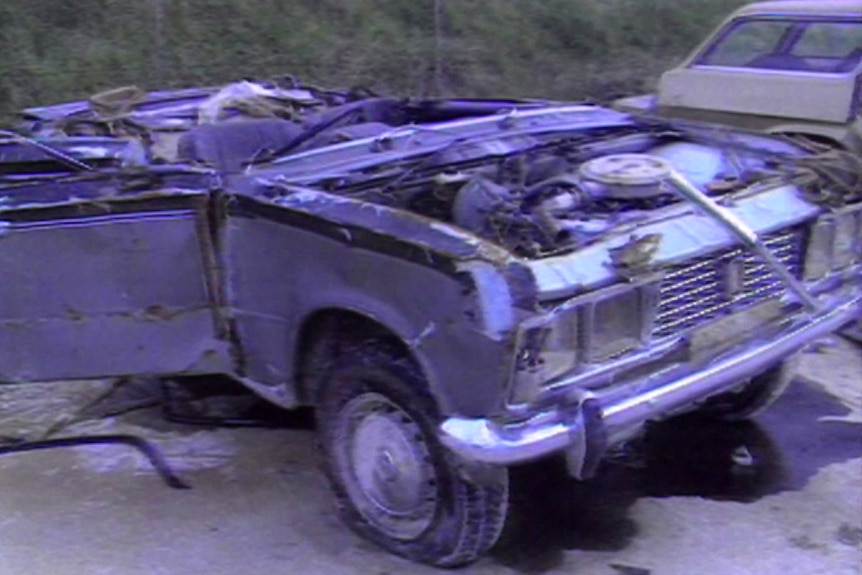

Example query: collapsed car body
[1,96,860,566]
[17,78,546,168]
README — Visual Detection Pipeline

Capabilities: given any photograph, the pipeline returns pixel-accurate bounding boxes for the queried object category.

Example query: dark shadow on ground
[493,378,862,574]
[756,377,862,490]
[114,375,318,431]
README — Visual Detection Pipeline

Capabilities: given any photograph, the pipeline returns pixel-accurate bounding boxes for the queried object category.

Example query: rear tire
[316,342,508,567]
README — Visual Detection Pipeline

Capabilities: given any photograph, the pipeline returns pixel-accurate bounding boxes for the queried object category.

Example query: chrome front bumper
[440,292,861,478]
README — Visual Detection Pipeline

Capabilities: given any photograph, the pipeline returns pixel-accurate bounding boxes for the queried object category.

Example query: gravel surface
[0,338,859,575]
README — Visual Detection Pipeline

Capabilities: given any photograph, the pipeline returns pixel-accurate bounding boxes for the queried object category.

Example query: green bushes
[0,0,748,123]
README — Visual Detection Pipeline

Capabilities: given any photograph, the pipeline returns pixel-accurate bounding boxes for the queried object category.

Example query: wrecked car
[0,98,860,567]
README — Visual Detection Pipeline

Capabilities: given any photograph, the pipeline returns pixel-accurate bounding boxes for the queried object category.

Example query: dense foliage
[0,0,748,121]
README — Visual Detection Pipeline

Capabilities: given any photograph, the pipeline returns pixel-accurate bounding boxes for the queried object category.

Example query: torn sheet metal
[0,193,230,383]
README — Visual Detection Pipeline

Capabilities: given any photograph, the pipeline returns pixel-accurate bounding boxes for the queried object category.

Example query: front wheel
[316,344,509,567]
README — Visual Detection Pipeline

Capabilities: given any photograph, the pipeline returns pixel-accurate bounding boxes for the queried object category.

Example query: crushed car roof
[17,78,554,170]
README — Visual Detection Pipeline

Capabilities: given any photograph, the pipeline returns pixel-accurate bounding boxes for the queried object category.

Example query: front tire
[700,356,798,421]
[317,343,509,567]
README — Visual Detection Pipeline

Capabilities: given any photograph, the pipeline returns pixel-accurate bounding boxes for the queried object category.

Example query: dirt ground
[0,337,860,575]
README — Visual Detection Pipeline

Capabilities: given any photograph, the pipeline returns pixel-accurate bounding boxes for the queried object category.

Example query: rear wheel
[316,343,508,566]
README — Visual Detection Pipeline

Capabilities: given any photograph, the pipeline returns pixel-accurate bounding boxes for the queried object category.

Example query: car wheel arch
[292,307,439,408]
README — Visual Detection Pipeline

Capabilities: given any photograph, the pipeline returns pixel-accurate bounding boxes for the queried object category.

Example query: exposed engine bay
[277,126,839,258]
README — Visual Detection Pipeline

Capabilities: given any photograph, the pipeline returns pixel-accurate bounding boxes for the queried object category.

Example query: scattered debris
[835,523,862,547]
[0,434,189,489]
[805,337,839,353]
[609,563,652,575]
[730,444,755,467]
[0,377,281,491]
[161,377,293,428]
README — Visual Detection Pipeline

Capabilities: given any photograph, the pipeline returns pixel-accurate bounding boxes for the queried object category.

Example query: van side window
[697,18,862,73]
[697,19,792,67]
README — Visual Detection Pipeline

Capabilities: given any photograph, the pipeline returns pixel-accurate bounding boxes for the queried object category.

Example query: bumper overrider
[441,284,861,480]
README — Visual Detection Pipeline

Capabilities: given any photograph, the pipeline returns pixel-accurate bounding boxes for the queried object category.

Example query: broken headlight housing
[509,306,580,405]
[582,288,651,362]
[804,208,862,279]
[508,284,656,405]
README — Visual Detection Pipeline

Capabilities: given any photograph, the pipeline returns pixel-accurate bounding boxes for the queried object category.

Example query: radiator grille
[652,228,806,337]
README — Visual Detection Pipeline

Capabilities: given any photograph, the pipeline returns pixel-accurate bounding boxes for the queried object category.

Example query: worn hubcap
[339,392,438,540]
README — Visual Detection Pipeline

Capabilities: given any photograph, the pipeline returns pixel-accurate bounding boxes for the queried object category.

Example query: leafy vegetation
[0,0,748,122]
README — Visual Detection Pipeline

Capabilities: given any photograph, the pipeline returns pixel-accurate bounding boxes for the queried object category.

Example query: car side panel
[0,194,231,382]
